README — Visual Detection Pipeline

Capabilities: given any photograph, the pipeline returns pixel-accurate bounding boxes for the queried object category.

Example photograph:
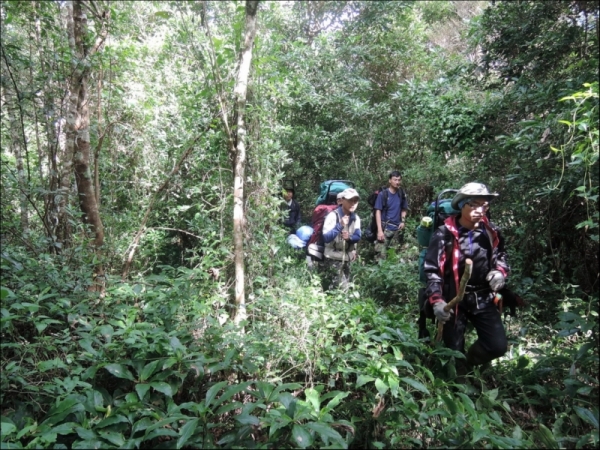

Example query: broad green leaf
[573,406,599,429]
[305,388,321,412]
[215,401,243,415]
[98,430,125,447]
[78,339,97,356]
[72,440,103,449]
[144,427,179,441]
[132,417,154,435]
[143,416,186,439]
[212,382,251,409]
[0,286,13,300]
[322,391,349,414]
[150,382,173,397]
[96,414,129,429]
[513,425,523,440]
[135,384,151,401]
[535,424,559,449]
[1,416,16,436]
[170,336,185,352]
[104,364,135,381]
[486,388,499,401]
[140,360,161,382]
[205,381,228,407]
[375,378,388,395]
[271,382,303,400]
[305,421,344,446]
[576,342,595,360]
[400,377,430,395]
[457,393,477,416]
[75,427,96,440]
[441,394,459,415]
[255,380,275,400]
[50,422,78,435]
[292,424,313,449]
[356,375,375,388]
[38,358,68,372]
[99,325,114,343]
[177,418,199,449]
[45,396,80,419]
[235,413,260,425]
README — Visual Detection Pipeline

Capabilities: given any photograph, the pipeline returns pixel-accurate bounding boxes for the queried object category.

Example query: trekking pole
[435,259,472,343]
[341,219,349,288]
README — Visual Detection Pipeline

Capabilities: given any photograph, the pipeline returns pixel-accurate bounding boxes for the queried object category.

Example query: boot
[466,341,491,367]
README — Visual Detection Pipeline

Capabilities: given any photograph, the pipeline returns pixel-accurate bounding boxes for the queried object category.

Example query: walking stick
[436,259,473,343]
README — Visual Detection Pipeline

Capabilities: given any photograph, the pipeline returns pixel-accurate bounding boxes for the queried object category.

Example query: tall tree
[232,0,259,324]
[64,0,109,290]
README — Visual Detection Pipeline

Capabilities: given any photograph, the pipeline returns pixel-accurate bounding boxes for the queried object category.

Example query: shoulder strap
[382,188,389,211]
[443,226,453,272]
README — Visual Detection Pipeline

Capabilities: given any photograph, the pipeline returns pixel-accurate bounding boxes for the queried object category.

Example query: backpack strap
[382,188,389,212]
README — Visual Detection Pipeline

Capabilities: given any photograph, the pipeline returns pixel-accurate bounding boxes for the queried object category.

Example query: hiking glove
[433,301,452,324]
[486,270,505,291]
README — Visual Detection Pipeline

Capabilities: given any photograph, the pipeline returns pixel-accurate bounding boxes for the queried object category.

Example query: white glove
[486,270,505,291]
[433,301,452,323]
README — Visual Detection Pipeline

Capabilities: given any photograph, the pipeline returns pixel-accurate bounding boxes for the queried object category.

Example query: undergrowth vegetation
[1,0,599,448]
[2,233,598,448]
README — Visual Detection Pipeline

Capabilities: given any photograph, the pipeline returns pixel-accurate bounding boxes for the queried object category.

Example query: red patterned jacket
[424,215,510,308]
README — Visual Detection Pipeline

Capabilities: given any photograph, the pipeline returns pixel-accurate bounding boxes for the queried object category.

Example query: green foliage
[473,1,598,84]
[2,1,600,449]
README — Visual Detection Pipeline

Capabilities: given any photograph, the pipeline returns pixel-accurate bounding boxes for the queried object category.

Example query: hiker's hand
[433,301,452,324]
[341,230,349,240]
[486,270,505,291]
[349,251,357,261]
[399,222,405,229]
[377,231,384,242]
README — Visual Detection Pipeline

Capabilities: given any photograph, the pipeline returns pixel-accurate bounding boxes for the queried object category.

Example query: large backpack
[307,180,353,261]
[417,189,459,339]
[363,187,406,243]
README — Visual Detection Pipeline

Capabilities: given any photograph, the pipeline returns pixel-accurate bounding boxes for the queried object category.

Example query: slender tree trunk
[65,0,108,291]
[232,0,259,325]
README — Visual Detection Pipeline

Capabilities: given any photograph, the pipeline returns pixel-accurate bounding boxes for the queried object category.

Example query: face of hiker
[389,175,401,190]
[283,190,293,201]
[462,197,489,226]
[341,197,359,215]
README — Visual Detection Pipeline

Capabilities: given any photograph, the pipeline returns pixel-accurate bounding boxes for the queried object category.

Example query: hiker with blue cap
[423,182,510,377]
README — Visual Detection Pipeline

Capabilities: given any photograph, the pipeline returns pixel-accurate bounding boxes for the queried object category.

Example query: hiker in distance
[322,188,362,290]
[281,187,301,233]
[424,182,510,376]
[374,170,409,260]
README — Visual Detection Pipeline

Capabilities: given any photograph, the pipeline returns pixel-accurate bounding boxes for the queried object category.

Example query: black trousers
[442,291,508,361]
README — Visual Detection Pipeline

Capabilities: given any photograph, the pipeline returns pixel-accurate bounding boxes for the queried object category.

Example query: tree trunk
[65,0,108,292]
[232,0,259,325]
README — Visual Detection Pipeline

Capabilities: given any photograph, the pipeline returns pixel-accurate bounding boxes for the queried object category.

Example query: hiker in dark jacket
[374,171,409,259]
[281,188,301,232]
[424,182,509,373]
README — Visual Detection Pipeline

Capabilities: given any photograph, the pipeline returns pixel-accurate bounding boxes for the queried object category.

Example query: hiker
[281,188,301,233]
[374,171,409,259]
[423,182,510,375]
[322,188,362,290]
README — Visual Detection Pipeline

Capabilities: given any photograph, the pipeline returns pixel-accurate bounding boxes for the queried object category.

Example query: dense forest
[1,1,598,448]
